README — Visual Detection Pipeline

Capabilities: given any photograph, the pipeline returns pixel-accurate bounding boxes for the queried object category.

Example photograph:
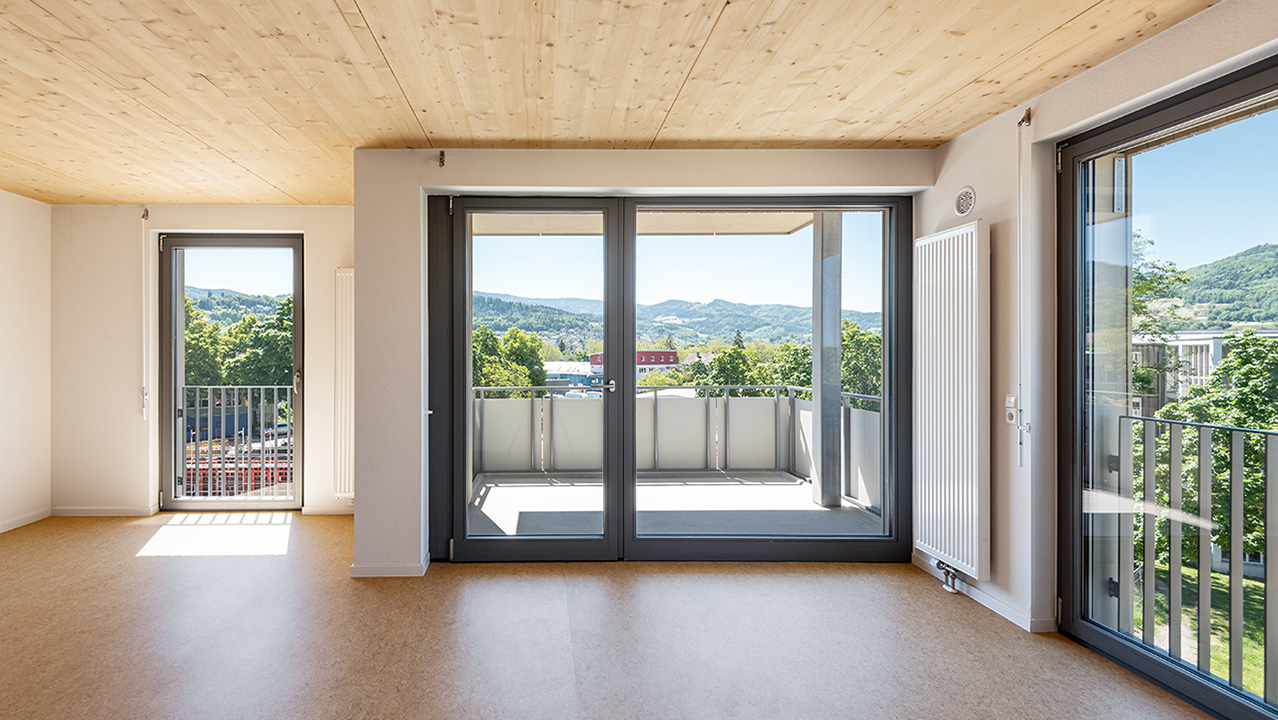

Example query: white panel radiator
[334,268,355,498]
[913,221,990,581]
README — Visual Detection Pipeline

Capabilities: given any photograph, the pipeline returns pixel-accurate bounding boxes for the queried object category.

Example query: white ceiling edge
[357,148,934,197]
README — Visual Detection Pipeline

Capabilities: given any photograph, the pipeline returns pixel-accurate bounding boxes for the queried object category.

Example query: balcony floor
[0,514,1207,719]
[467,470,885,537]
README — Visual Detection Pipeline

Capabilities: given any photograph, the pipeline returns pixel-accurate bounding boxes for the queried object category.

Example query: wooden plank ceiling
[0,0,1217,205]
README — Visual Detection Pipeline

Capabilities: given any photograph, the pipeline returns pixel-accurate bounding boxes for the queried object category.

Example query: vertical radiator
[913,221,990,581]
[334,268,355,498]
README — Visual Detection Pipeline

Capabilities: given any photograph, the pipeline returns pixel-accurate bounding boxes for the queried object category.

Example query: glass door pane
[1079,96,1278,698]
[630,207,890,537]
[465,211,607,538]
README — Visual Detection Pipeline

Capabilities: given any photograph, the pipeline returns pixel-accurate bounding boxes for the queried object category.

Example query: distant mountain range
[186,286,288,326]
[474,292,881,344]
[1181,243,1278,328]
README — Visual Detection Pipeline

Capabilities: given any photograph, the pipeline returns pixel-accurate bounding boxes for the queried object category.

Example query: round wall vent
[954,186,976,217]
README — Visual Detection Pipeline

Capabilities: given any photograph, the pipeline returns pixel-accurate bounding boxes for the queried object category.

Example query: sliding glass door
[1061,59,1278,718]
[444,196,910,562]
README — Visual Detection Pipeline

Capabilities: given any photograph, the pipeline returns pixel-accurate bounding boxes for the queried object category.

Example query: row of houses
[544,350,710,387]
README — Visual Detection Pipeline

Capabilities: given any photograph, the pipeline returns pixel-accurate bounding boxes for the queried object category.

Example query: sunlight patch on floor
[474,485,602,535]
[136,512,292,556]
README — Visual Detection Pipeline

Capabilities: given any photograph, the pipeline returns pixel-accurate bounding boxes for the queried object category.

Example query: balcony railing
[1110,414,1278,698]
[178,385,294,501]
[471,383,884,513]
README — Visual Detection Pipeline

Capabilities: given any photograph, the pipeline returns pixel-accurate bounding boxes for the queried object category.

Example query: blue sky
[472,210,885,312]
[183,248,294,296]
[1131,107,1278,269]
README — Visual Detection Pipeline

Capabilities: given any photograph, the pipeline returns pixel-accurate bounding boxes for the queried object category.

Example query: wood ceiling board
[652,0,1112,148]
[0,0,420,202]
[0,19,298,204]
[362,0,723,148]
[869,0,1219,148]
[0,0,1222,204]
[134,97,355,204]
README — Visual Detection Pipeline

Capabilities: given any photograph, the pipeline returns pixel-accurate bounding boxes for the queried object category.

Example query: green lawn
[1133,564,1266,696]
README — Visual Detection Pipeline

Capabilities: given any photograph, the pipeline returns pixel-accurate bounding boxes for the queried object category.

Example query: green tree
[1153,331,1278,560]
[639,369,683,387]
[1131,232,1190,394]
[732,329,745,349]
[222,314,259,360]
[841,320,882,409]
[539,338,563,362]
[686,359,710,387]
[771,342,812,391]
[224,295,293,386]
[474,355,532,398]
[707,345,770,395]
[659,334,676,350]
[472,324,502,377]
[183,296,224,386]
[500,327,547,388]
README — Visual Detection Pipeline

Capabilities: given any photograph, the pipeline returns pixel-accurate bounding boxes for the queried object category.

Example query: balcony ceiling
[0,0,1217,205]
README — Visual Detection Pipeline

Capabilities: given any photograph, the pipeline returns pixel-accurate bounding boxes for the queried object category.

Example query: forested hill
[639,298,880,343]
[186,286,285,326]
[472,294,600,335]
[1181,243,1278,327]
[473,292,882,344]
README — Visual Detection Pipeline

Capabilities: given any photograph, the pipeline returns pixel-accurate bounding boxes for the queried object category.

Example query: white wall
[913,0,1278,631]
[351,148,934,575]
[50,205,354,516]
[0,190,51,531]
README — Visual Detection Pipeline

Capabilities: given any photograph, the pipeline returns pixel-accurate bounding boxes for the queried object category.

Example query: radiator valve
[933,558,961,594]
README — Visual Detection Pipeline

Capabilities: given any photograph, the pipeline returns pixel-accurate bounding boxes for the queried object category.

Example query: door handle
[293,369,302,395]
[602,379,616,393]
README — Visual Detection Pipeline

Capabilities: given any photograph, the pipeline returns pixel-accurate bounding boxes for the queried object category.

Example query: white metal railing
[471,383,884,512]
[178,385,294,501]
[1115,414,1278,697]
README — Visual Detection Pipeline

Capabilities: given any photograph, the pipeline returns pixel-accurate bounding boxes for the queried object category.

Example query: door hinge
[1057,596,1063,625]
[448,196,454,216]
[1107,577,1120,598]
[159,234,165,252]
[449,538,455,560]
[1056,147,1063,174]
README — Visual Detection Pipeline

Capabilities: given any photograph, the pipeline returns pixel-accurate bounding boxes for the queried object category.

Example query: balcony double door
[447,196,910,562]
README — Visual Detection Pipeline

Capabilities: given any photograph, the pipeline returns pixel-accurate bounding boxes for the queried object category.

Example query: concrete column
[812,212,842,507]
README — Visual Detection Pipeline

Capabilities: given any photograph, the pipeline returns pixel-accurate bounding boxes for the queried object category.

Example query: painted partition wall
[0,190,52,532]
[915,0,1278,631]
[49,205,354,517]
[352,148,933,574]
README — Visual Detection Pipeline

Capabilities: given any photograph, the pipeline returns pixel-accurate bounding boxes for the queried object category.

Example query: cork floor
[0,514,1209,720]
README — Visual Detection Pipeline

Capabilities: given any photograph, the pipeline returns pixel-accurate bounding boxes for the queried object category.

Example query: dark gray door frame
[158,232,305,511]
[1058,54,1278,720]
[430,194,913,563]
